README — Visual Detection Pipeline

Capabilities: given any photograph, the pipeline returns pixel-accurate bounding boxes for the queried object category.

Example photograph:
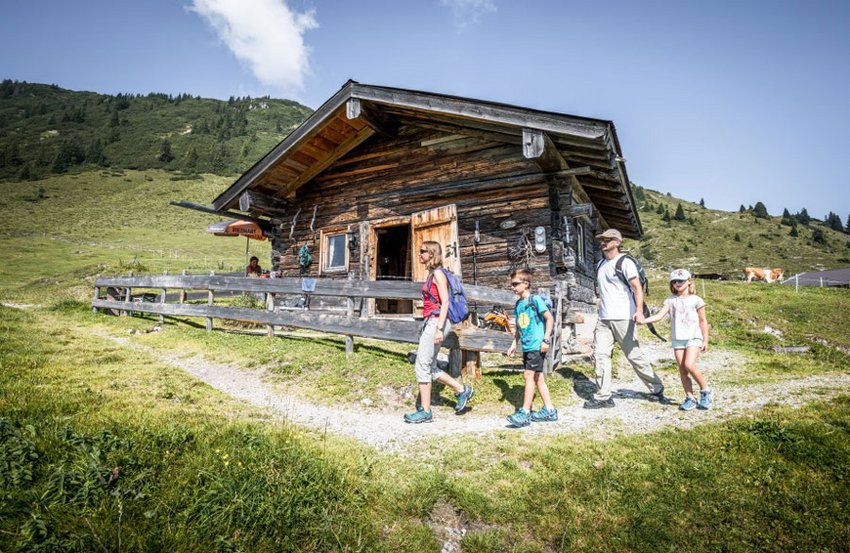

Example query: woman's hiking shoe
[404,409,433,423]
[455,385,474,412]
[679,396,698,411]
[530,406,559,422]
[506,408,531,428]
[698,389,713,410]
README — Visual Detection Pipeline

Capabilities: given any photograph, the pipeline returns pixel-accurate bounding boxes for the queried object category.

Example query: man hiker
[585,228,666,409]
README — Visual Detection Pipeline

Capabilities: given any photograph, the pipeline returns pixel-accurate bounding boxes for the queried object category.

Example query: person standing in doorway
[585,229,665,409]
[404,240,474,423]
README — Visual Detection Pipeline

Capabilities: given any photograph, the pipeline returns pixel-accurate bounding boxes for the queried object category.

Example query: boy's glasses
[510,281,525,287]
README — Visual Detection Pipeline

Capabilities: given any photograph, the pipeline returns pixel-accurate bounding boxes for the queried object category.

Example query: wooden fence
[91,273,563,375]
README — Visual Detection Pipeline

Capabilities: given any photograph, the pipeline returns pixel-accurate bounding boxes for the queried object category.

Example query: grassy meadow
[1,170,850,551]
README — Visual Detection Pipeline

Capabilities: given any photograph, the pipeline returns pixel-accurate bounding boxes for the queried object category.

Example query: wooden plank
[91,299,514,353]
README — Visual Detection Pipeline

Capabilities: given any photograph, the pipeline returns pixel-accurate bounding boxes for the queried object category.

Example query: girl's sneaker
[679,396,698,411]
[698,389,713,410]
[530,406,559,422]
[506,408,531,427]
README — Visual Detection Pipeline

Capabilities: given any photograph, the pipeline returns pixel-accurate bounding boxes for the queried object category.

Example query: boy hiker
[586,228,666,409]
[505,269,558,427]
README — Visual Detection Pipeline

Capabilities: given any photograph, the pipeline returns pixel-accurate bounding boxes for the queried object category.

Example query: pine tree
[662,208,671,222]
[674,203,686,221]
[796,208,810,225]
[734,233,741,242]
[753,201,769,218]
[812,228,827,245]
[789,225,799,237]
[845,214,850,234]
[739,205,746,213]
[699,198,705,208]
[159,139,174,163]
[826,212,843,231]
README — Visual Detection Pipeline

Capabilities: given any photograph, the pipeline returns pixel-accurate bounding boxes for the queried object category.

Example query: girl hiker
[404,241,474,423]
[642,269,713,410]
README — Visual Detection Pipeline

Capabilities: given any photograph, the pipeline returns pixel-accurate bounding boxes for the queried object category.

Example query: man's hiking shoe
[698,389,713,410]
[455,385,474,412]
[404,409,433,423]
[583,398,615,409]
[679,396,698,411]
[530,406,559,422]
[506,408,531,427]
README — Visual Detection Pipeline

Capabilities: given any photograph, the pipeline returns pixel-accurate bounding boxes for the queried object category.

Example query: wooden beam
[564,203,593,218]
[238,190,290,217]
[169,201,273,229]
[281,123,376,197]
[91,299,514,353]
[346,98,399,138]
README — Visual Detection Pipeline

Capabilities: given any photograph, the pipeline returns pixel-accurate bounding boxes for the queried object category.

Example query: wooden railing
[91,274,553,374]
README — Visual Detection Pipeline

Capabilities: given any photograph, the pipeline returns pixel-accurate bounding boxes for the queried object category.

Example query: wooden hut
[210,81,642,354]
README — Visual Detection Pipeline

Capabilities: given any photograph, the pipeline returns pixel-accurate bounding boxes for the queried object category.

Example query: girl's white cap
[669,268,691,281]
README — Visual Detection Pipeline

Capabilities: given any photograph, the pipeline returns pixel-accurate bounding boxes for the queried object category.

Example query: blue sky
[2,0,848,222]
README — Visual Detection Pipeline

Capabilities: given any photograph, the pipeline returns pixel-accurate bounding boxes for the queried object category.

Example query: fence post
[206,270,214,332]
[92,285,99,313]
[122,270,133,316]
[449,348,463,378]
[346,272,355,355]
[159,270,167,325]
[266,290,275,337]
[180,269,187,304]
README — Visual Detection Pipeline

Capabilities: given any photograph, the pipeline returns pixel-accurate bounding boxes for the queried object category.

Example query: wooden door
[411,204,461,282]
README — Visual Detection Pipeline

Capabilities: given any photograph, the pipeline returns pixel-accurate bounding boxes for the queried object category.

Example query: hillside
[0,80,313,179]
[629,185,850,278]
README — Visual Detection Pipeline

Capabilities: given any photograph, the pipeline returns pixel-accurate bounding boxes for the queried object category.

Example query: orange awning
[206,219,266,241]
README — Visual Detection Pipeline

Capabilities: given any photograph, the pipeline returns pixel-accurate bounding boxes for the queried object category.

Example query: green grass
[0,170,271,302]
[2,303,850,551]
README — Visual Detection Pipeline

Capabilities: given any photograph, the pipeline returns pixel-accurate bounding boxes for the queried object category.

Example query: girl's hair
[510,268,533,286]
[249,256,259,263]
[669,277,696,295]
[421,240,443,271]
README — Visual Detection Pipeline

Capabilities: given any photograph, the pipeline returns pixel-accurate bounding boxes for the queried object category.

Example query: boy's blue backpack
[516,294,554,324]
[424,268,470,324]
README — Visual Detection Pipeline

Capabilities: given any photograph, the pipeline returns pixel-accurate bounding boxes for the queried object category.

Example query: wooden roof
[213,81,642,238]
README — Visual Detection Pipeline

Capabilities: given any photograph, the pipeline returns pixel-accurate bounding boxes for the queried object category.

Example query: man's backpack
[424,268,470,324]
[596,254,666,341]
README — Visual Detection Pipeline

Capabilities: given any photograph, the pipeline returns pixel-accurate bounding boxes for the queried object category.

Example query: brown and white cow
[743,267,785,283]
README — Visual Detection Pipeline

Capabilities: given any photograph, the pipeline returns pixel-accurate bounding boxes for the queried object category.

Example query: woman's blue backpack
[424,268,470,324]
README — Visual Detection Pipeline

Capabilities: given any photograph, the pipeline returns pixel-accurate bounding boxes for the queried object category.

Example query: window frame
[319,228,349,274]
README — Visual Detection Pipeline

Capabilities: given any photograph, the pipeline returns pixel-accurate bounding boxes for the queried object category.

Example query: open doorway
[375,224,413,315]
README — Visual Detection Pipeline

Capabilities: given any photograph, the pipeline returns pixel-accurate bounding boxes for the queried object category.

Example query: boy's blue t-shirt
[515,295,549,352]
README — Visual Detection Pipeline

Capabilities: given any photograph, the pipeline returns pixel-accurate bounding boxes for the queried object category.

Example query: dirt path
[98,331,849,451]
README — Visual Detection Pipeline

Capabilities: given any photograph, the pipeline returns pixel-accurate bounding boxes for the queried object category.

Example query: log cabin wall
[270,124,564,292]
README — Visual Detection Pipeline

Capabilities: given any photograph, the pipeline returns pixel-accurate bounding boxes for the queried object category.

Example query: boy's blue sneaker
[530,406,559,422]
[506,408,531,428]
[404,409,433,423]
[455,385,474,412]
[679,396,698,411]
[698,389,713,410]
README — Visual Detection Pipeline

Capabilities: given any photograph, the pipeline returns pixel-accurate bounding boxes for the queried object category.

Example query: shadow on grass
[555,365,597,401]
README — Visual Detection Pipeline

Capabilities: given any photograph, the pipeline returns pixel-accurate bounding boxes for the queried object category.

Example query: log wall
[269,124,598,301]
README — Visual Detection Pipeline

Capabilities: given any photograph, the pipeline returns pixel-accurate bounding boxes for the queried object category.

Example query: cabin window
[576,220,585,264]
[321,230,348,273]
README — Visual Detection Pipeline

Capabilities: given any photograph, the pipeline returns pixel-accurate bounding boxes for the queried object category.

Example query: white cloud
[439,0,496,28]
[190,0,318,91]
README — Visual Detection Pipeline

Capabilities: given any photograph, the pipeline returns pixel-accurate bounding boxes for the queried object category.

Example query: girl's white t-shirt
[662,294,706,341]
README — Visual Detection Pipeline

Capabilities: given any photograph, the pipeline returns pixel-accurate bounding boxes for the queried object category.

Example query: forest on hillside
[0,79,313,180]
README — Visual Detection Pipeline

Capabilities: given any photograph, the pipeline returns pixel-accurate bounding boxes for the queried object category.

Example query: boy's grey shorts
[415,318,451,383]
